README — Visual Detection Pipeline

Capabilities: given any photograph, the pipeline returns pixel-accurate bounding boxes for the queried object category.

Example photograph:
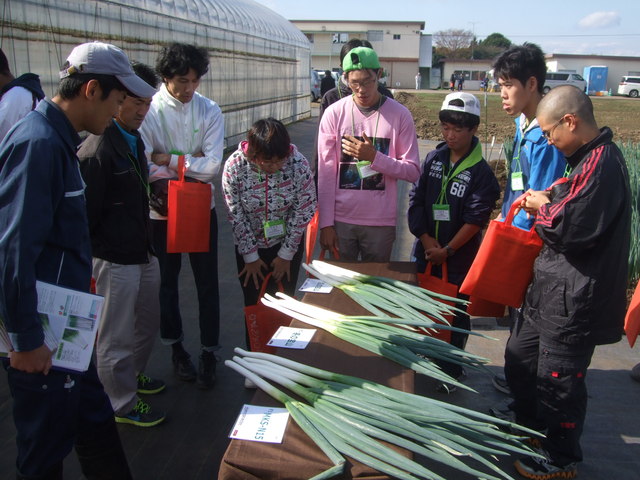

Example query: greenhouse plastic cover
[1,0,312,146]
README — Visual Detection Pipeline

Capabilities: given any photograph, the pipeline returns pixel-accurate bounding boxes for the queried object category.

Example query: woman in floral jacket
[222,117,317,310]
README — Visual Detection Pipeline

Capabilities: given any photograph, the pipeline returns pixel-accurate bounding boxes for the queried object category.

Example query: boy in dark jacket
[78,62,166,427]
[509,85,630,480]
[408,92,500,393]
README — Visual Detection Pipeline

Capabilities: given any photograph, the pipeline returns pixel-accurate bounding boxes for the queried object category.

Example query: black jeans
[505,316,595,465]
[152,208,220,349]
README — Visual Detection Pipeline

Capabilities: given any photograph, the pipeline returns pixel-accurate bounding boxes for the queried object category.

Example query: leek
[227,348,543,480]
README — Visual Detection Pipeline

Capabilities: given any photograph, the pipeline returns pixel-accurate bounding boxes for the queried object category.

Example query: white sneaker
[244,377,257,389]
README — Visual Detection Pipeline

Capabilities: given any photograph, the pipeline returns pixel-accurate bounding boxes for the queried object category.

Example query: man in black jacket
[79,62,166,428]
[507,85,631,479]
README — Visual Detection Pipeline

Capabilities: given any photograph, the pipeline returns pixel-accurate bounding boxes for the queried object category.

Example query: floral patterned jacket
[222,142,317,263]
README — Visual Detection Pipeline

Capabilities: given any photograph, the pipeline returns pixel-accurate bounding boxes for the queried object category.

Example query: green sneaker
[115,399,166,427]
[137,373,166,394]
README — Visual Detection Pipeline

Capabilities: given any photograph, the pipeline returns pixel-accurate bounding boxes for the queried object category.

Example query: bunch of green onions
[303,261,466,332]
[227,348,542,480]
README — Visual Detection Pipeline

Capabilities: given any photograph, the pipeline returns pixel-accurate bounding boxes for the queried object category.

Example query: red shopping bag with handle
[244,273,292,353]
[416,262,456,343]
[460,193,543,307]
[625,283,640,347]
[167,155,212,253]
[467,296,506,318]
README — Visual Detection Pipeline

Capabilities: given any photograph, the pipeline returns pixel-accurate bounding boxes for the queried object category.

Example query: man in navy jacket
[0,42,154,479]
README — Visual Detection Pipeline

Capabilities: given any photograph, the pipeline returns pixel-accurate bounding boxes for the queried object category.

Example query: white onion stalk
[262,292,491,389]
[228,349,544,480]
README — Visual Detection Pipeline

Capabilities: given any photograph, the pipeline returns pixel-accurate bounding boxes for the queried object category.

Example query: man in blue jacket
[0,41,155,479]
[490,43,567,400]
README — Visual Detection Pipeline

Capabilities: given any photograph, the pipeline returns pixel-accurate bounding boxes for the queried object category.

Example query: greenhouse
[0,0,311,147]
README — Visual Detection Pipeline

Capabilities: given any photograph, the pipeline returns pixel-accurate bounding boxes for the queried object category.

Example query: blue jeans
[152,209,220,350]
[4,361,131,479]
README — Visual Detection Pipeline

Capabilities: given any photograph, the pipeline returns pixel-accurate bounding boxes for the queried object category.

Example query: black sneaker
[136,373,166,394]
[196,350,217,390]
[514,454,577,479]
[172,353,196,382]
[492,374,512,395]
[115,399,166,427]
[490,399,516,423]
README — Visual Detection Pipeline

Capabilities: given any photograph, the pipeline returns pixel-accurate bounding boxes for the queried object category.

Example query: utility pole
[469,22,478,59]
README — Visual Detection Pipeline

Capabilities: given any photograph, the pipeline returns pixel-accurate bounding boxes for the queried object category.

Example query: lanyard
[127,153,150,198]
[434,142,483,240]
[350,94,382,139]
[158,98,198,155]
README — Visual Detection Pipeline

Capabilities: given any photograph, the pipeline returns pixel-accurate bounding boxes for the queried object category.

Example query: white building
[291,20,430,89]
[0,0,311,146]
[545,53,640,94]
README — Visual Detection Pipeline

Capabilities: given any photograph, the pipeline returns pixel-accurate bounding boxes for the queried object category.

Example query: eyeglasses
[541,114,572,140]
[347,78,376,91]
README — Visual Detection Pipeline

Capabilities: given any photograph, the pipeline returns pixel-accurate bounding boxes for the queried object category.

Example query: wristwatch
[444,245,456,257]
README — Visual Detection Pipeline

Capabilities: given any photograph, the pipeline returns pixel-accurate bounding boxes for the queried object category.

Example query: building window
[305,33,314,43]
[367,30,383,42]
[393,34,401,40]
[332,33,349,44]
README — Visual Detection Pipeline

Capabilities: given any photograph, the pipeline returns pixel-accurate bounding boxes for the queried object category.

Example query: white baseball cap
[441,92,481,118]
[60,42,156,98]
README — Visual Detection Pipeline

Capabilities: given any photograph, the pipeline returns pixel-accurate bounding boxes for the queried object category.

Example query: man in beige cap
[0,41,154,479]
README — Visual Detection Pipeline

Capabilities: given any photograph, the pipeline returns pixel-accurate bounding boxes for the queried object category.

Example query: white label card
[229,404,289,443]
[267,326,316,349]
[298,278,333,293]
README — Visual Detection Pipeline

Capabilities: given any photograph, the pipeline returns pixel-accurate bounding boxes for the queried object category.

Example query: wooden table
[218,262,416,480]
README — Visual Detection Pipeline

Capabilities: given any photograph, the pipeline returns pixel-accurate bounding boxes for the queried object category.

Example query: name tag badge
[432,204,451,222]
[511,172,525,191]
[263,219,286,239]
[356,161,377,179]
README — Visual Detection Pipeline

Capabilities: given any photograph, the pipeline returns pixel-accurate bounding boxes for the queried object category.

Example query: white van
[543,72,586,94]
[618,76,640,98]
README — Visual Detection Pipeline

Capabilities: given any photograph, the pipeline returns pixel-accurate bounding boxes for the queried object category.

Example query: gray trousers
[334,221,396,262]
[92,256,161,414]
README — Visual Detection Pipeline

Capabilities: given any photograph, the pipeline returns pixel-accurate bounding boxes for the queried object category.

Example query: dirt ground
[395,90,640,144]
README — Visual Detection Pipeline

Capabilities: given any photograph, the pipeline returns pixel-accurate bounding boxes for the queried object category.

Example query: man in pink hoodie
[317,47,420,261]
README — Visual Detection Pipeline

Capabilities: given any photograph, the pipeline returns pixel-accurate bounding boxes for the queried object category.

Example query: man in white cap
[408,92,500,393]
[0,41,154,479]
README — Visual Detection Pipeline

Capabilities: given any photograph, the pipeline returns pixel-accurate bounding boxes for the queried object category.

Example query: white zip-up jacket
[140,83,225,218]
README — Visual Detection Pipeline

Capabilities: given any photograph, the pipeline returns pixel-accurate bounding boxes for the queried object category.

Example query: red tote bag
[166,156,212,253]
[467,296,507,318]
[624,283,640,347]
[415,262,456,343]
[244,274,293,353]
[460,193,543,308]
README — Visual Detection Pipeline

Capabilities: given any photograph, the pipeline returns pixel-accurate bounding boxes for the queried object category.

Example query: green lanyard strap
[434,142,484,240]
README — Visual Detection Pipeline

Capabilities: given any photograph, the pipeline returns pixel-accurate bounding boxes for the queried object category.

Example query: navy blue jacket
[0,73,45,106]
[408,138,500,285]
[0,99,92,352]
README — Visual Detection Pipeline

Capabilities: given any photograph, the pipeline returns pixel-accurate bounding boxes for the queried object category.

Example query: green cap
[342,47,380,73]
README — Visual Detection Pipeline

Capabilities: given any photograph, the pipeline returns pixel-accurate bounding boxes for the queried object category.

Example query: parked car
[618,76,640,98]
[310,69,321,102]
[543,72,586,94]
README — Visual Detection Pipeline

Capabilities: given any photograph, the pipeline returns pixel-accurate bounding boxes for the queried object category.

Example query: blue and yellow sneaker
[115,399,166,427]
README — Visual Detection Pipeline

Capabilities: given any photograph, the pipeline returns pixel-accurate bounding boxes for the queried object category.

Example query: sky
[253,0,640,57]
